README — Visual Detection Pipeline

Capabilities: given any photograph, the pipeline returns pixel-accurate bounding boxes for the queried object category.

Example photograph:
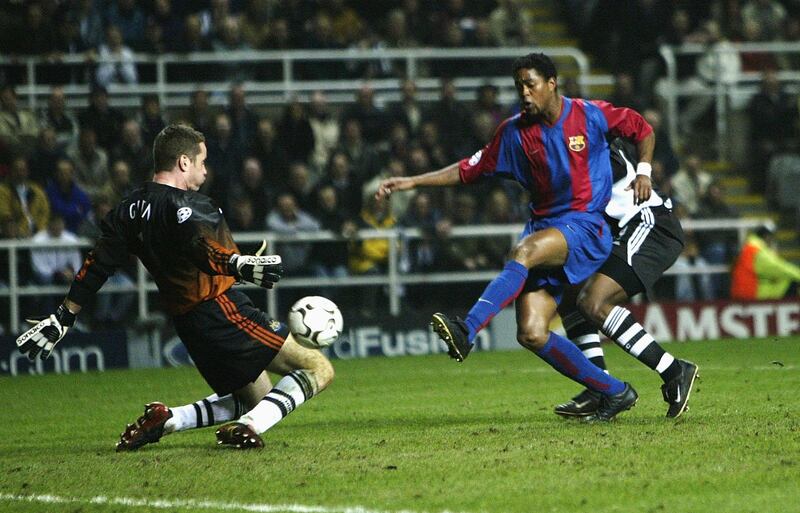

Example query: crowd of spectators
[1,0,797,327]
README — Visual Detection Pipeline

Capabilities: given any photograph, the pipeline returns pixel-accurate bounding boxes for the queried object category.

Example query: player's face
[185,142,208,191]
[514,68,556,118]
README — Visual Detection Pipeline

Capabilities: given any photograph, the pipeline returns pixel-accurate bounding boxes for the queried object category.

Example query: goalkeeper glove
[229,253,283,288]
[16,304,76,361]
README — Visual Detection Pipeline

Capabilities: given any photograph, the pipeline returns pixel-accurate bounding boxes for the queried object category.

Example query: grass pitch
[1,337,799,513]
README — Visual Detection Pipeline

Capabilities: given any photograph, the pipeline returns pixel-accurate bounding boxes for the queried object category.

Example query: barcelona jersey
[459,97,653,218]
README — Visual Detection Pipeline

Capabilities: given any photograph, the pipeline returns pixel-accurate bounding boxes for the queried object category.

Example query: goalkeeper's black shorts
[173,288,290,395]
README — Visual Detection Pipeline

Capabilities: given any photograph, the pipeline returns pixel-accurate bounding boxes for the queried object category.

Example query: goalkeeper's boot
[430,313,472,362]
[116,402,172,452]
[554,388,601,418]
[661,359,699,418]
[215,422,264,449]
[587,383,638,422]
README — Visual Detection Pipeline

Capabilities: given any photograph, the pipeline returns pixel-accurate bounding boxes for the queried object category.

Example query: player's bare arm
[626,131,655,204]
[375,162,461,200]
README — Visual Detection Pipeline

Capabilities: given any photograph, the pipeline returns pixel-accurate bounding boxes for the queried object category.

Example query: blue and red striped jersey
[458,97,653,218]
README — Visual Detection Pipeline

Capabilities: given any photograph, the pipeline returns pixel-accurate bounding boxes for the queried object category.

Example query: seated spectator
[342,85,389,144]
[46,158,92,234]
[139,95,167,148]
[349,194,396,316]
[78,85,124,152]
[226,195,261,232]
[643,109,679,177]
[266,192,320,276]
[29,128,65,186]
[672,235,715,301]
[95,25,139,87]
[227,157,270,231]
[671,154,712,216]
[363,157,413,221]
[204,112,244,209]
[696,181,739,297]
[389,79,424,138]
[489,0,535,46]
[277,99,315,165]
[110,119,152,185]
[67,126,109,199]
[439,192,490,272]
[742,0,787,41]
[179,89,216,136]
[40,87,79,150]
[400,191,445,274]
[249,117,289,185]
[227,84,260,150]
[175,13,213,53]
[99,159,135,205]
[30,215,83,312]
[481,187,517,268]
[475,83,507,127]
[105,0,146,50]
[731,226,800,300]
[0,84,40,158]
[428,77,471,161]
[67,0,104,52]
[308,91,340,174]
[0,157,50,239]
[283,161,317,213]
[339,118,378,182]
[309,185,356,303]
[610,73,645,112]
[318,150,362,219]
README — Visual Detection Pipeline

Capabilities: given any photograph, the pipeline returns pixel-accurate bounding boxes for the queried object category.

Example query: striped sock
[165,393,245,433]
[464,261,528,341]
[563,311,607,372]
[239,370,315,434]
[602,306,680,383]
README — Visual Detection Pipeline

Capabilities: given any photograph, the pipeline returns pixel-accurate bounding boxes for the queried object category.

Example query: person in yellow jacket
[731,226,800,300]
[349,194,396,316]
[0,156,51,238]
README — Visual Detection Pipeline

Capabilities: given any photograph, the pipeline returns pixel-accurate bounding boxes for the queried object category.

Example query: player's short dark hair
[512,53,558,81]
[153,124,205,172]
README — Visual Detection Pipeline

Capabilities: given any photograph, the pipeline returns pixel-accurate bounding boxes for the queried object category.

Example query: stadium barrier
[0,217,775,335]
[0,47,594,110]
[658,41,800,160]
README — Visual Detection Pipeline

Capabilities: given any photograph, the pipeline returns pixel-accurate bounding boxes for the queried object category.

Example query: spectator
[0,157,50,239]
[7,1,56,56]
[747,69,797,193]
[318,150,362,219]
[339,118,378,182]
[175,13,213,53]
[67,127,109,199]
[298,13,344,79]
[266,192,321,275]
[671,154,713,215]
[609,73,645,112]
[95,25,139,88]
[30,215,83,289]
[489,0,535,46]
[105,0,146,50]
[277,99,315,165]
[439,192,490,272]
[40,87,79,150]
[349,193,396,316]
[0,84,40,158]
[309,185,356,301]
[45,158,92,234]
[240,0,272,49]
[400,191,444,274]
[342,85,389,144]
[696,181,739,297]
[419,120,450,171]
[227,84,260,150]
[383,8,419,48]
[390,79,424,138]
[475,83,507,127]
[139,94,167,148]
[731,225,800,300]
[283,161,317,213]
[78,85,124,152]
[29,128,65,186]
[643,108,679,177]
[68,0,104,52]
[204,112,243,209]
[742,0,787,41]
[110,119,152,185]
[150,0,183,50]
[180,89,217,136]
[308,91,340,174]
[249,117,289,185]
[481,187,517,268]
[142,18,166,55]
[226,194,260,232]
[325,0,365,46]
[363,157,413,221]
[212,16,251,80]
[672,235,715,301]
[227,157,270,231]
[99,159,135,205]
[428,77,471,160]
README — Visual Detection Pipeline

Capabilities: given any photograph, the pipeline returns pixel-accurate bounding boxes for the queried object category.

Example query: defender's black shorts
[172,289,290,395]
[598,205,685,297]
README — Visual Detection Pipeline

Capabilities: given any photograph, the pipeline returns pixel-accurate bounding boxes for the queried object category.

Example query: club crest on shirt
[176,207,193,224]
[468,149,483,166]
[269,320,281,332]
[568,135,586,152]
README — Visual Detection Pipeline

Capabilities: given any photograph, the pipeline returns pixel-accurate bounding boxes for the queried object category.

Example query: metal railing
[0,218,773,334]
[2,47,591,110]
[658,42,800,159]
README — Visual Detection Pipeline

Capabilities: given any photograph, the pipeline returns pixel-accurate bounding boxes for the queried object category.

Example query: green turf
[1,337,799,513]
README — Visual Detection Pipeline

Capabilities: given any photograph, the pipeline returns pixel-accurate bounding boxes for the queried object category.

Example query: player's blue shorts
[520,211,612,304]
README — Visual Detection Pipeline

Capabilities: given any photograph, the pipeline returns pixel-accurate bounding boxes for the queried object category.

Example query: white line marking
[0,493,472,513]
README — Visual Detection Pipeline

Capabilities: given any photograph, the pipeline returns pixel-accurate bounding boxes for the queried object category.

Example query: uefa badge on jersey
[568,135,586,152]
[468,149,483,166]
[176,207,193,224]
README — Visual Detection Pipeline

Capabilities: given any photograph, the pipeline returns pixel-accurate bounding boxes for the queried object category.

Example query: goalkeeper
[16,124,334,450]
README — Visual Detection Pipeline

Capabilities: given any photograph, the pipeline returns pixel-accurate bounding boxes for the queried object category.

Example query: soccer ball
[287,296,343,349]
